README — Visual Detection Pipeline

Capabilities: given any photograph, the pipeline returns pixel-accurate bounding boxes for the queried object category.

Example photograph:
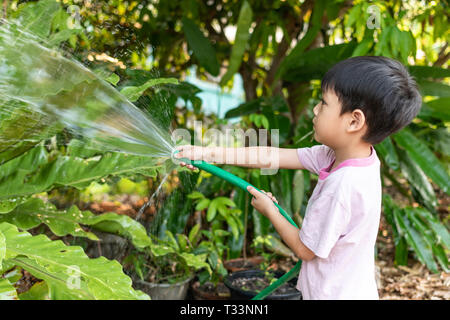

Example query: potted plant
[187,192,245,299]
[224,269,301,300]
[223,256,265,273]
[123,229,211,300]
[224,235,302,300]
[189,225,231,300]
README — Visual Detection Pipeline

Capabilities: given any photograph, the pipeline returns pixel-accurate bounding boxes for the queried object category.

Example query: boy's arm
[175,146,306,170]
[269,210,315,261]
[246,186,315,261]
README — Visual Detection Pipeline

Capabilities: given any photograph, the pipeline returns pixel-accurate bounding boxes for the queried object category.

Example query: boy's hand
[173,145,204,171]
[246,186,279,217]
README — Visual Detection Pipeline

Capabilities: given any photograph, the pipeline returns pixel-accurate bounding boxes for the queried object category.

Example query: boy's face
[312,90,349,148]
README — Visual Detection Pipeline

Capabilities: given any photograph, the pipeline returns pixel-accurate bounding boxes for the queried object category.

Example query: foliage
[187,190,244,284]
[0,0,448,303]
[0,0,204,299]
[0,222,149,300]
[383,195,449,273]
[123,229,211,284]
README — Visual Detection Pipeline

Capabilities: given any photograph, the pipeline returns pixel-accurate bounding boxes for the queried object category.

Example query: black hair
[321,56,422,145]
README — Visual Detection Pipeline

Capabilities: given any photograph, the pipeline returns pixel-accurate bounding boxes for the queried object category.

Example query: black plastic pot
[224,270,302,300]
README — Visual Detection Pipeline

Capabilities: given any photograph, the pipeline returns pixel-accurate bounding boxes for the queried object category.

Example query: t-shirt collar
[319,145,376,180]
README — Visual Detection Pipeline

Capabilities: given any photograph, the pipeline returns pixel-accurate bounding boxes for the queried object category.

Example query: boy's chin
[313,131,320,143]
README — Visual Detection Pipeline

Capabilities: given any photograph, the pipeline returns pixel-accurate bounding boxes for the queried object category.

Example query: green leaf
[0,278,18,300]
[417,80,450,97]
[182,17,220,76]
[406,208,449,272]
[105,73,120,86]
[281,42,357,82]
[414,208,450,249]
[375,137,400,171]
[265,236,296,259]
[195,198,210,211]
[408,66,450,79]
[397,148,437,211]
[206,200,218,222]
[0,146,159,199]
[220,1,253,86]
[179,252,211,274]
[215,197,236,208]
[326,0,342,21]
[0,230,5,268]
[277,0,326,79]
[393,209,438,273]
[393,128,450,194]
[352,38,373,57]
[291,170,304,215]
[424,98,450,120]
[48,28,82,46]
[0,222,149,299]
[188,223,201,245]
[0,197,153,250]
[16,0,60,38]
[120,78,179,102]
[0,197,27,214]
[0,198,98,240]
[394,237,409,266]
[261,115,270,129]
[19,281,49,300]
[81,211,152,250]
[187,191,205,200]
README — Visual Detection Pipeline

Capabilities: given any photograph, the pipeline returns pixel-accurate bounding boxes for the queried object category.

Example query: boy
[174,56,422,299]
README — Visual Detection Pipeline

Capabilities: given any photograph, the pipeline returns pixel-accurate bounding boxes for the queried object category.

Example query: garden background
[0,0,448,300]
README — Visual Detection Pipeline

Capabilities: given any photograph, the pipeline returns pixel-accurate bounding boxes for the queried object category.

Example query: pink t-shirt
[296,144,381,300]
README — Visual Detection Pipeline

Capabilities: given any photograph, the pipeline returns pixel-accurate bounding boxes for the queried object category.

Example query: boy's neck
[330,142,372,171]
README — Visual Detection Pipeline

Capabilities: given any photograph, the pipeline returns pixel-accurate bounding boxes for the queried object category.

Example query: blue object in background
[181,67,245,120]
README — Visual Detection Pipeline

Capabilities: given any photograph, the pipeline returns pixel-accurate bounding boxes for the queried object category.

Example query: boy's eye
[320,99,326,105]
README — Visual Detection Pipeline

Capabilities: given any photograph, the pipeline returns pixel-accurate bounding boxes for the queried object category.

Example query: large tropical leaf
[405,208,449,272]
[0,146,160,199]
[408,66,450,79]
[375,137,400,171]
[397,148,437,211]
[422,98,450,121]
[0,278,18,300]
[281,41,357,83]
[0,222,149,300]
[276,0,326,79]
[182,18,220,77]
[0,197,152,250]
[14,0,60,38]
[120,78,179,102]
[220,1,253,86]
[393,208,438,273]
[417,80,450,97]
[393,129,450,195]
[18,281,49,300]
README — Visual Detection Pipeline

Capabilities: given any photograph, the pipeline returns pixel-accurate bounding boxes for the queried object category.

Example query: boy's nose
[313,104,319,115]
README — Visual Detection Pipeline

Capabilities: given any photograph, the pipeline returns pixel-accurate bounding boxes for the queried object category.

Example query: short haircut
[321,56,422,145]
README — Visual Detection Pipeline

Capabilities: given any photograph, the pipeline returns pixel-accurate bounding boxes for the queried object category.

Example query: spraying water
[0,19,180,230]
[0,19,175,159]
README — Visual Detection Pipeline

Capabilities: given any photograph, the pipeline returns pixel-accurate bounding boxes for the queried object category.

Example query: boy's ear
[347,109,366,132]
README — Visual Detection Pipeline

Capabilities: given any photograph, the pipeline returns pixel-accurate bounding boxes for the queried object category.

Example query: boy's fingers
[246,186,260,199]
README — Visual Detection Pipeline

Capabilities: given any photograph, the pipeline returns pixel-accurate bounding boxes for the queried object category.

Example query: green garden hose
[175,154,302,300]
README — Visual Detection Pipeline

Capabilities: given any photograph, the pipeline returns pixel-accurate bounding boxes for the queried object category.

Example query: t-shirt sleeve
[299,194,350,259]
[297,144,334,175]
